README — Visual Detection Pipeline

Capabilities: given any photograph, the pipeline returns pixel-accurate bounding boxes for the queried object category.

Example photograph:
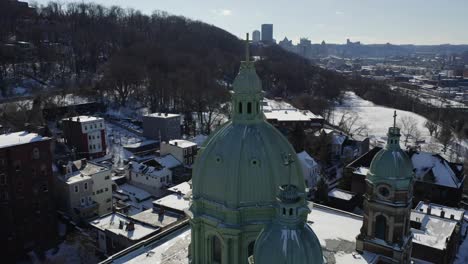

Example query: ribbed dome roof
[253,185,323,264]
[192,121,306,207]
[367,126,413,190]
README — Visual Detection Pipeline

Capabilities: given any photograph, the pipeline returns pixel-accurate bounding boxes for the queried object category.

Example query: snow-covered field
[331,91,466,161]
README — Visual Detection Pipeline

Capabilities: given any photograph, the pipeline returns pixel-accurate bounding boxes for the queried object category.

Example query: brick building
[142,113,181,142]
[62,116,106,159]
[0,131,57,261]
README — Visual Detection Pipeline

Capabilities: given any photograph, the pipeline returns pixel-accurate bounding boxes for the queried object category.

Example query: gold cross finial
[245,33,250,62]
[393,110,397,128]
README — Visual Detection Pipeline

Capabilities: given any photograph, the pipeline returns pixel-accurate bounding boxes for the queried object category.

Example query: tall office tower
[261,24,273,43]
[252,30,261,42]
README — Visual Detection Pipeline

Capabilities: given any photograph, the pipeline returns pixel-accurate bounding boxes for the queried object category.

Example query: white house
[297,151,321,190]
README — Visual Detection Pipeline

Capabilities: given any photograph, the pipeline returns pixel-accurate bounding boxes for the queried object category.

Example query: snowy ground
[330,91,466,162]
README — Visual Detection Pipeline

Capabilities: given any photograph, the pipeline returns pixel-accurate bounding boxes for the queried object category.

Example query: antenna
[245,33,250,62]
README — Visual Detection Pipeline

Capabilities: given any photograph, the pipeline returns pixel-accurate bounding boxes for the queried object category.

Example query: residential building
[252,30,261,43]
[113,183,154,216]
[411,201,465,264]
[142,113,181,142]
[297,150,320,190]
[83,160,112,216]
[62,116,106,159]
[127,157,177,197]
[261,23,273,43]
[54,160,97,221]
[160,139,197,166]
[89,213,160,255]
[0,132,57,261]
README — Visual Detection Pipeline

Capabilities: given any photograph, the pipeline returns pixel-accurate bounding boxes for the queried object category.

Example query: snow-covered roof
[155,154,182,169]
[167,139,197,148]
[297,151,318,169]
[328,188,355,201]
[123,140,158,149]
[130,208,181,228]
[168,182,191,195]
[262,98,296,112]
[145,112,180,119]
[62,115,103,123]
[90,213,159,241]
[130,160,171,178]
[414,201,465,221]
[117,184,152,202]
[332,134,347,145]
[411,152,463,188]
[0,131,49,149]
[263,109,322,122]
[354,167,370,176]
[411,211,457,250]
[153,193,190,212]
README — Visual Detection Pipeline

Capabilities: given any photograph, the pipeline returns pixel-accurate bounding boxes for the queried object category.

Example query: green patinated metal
[253,185,324,264]
[189,34,310,264]
[367,112,413,190]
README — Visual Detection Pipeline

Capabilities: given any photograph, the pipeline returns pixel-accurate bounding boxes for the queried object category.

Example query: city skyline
[27,0,468,45]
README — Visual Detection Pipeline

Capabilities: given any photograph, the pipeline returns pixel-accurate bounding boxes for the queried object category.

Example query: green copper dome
[253,185,324,264]
[191,58,305,206]
[367,125,413,190]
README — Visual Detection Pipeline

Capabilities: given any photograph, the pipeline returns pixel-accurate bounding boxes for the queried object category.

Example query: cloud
[335,11,344,15]
[211,9,232,16]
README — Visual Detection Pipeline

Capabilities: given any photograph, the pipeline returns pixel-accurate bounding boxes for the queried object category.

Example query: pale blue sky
[28,0,468,45]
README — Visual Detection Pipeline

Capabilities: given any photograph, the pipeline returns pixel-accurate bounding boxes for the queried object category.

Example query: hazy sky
[28,0,468,45]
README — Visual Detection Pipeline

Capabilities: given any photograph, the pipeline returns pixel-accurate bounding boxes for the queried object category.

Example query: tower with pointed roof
[189,34,308,263]
[356,111,414,263]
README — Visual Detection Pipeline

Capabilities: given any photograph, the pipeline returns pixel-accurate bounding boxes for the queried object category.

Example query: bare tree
[437,123,453,153]
[336,110,368,136]
[398,115,418,145]
[424,120,438,137]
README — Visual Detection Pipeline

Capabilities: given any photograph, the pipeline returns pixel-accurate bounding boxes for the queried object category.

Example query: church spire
[386,111,401,150]
[231,33,263,124]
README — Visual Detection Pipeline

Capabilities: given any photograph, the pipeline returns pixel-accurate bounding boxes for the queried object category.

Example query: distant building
[0,132,57,261]
[252,30,261,43]
[278,37,295,53]
[160,139,198,166]
[142,113,181,142]
[62,116,106,159]
[123,140,158,157]
[261,24,273,43]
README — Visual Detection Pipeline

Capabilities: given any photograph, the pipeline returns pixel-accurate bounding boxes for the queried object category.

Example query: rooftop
[74,160,110,176]
[328,188,355,201]
[154,154,182,169]
[414,201,465,221]
[297,150,318,168]
[411,211,457,250]
[62,115,103,123]
[145,112,180,119]
[166,139,197,149]
[117,183,153,202]
[411,152,464,189]
[168,182,191,195]
[0,131,49,149]
[130,208,182,229]
[90,213,159,241]
[153,193,190,212]
[263,109,322,122]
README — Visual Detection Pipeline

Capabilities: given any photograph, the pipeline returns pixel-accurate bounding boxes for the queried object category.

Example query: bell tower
[356,112,414,263]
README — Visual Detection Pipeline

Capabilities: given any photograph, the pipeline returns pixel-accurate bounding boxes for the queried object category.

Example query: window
[94,124,97,129]
[74,185,79,193]
[84,125,87,130]
[247,102,252,114]
[32,148,40,159]
[87,196,92,203]
[256,102,259,113]
[42,183,48,192]
[88,135,92,140]
[100,123,103,128]
[0,174,6,185]
[248,241,255,259]
[105,175,110,180]
[84,182,88,190]
[166,175,169,182]
[375,215,387,241]
[212,236,222,263]
[105,188,108,192]
[41,165,47,176]
[80,197,85,206]
[238,102,243,114]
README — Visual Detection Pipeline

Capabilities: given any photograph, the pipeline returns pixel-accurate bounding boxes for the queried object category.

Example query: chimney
[118,220,124,229]
[126,221,135,231]
[80,158,87,169]
[77,117,80,122]
[61,165,68,176]
[450,214,455,220]
[158,113,161,116]
[426,206,431,215]
[440,211,445,218]
[165,112,168,117]
[174,141,178,146]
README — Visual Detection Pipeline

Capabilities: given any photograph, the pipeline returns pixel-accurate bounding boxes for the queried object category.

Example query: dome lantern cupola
[252,184,324,264]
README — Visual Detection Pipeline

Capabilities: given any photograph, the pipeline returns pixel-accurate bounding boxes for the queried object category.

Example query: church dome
[191,51,305,208]
[367,125,413,190]
[253,185,323,264]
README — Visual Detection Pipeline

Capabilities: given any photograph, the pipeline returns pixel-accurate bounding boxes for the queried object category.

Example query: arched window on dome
[212,235,222,263]
[239,102,243,114]
[247,102,252,114]
[289,208,293,216]
[256,102,259,113]
[375,215,387,241]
